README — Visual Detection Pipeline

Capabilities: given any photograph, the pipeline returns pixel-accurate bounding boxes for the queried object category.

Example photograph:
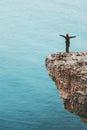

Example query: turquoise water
[0,0,87,130]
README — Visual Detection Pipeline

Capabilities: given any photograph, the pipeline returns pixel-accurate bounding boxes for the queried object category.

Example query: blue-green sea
[0,0,87,130]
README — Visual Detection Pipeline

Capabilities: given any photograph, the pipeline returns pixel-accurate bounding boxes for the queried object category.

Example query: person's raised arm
[69,36,76,39]
[59,35,66,38]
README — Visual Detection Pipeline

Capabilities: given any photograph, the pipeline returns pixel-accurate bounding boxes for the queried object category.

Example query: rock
[45,51,87,123]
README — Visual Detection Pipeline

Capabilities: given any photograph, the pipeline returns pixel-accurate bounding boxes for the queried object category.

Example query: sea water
[0,0,87,130]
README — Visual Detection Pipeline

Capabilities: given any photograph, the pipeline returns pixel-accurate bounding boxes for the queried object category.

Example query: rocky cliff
[45,51,87,123]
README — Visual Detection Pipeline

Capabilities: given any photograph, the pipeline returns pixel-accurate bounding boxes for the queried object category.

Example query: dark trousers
[66,42,70,53]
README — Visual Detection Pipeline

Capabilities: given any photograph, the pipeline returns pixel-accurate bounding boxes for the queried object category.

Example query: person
[59,33,76,53]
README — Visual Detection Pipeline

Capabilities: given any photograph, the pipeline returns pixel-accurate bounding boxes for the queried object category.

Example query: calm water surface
[0,0,87,130]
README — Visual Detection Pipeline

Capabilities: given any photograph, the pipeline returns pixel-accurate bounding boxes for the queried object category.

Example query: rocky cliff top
[45,51,87,123]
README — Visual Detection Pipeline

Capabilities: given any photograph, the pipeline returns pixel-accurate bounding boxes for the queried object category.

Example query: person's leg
[66,43,69,53]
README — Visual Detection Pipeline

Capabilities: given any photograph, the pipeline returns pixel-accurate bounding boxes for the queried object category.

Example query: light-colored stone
[45,51,87,123]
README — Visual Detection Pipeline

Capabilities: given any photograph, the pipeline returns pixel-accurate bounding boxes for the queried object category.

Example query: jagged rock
[45,51,87,122]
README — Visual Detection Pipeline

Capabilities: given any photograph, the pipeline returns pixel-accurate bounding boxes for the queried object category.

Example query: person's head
[66,33,69,37]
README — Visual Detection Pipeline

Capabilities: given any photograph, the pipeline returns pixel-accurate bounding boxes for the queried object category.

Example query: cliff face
[45,51,87,122]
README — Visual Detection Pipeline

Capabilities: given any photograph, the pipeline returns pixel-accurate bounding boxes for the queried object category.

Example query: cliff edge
[45,51,87,122]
